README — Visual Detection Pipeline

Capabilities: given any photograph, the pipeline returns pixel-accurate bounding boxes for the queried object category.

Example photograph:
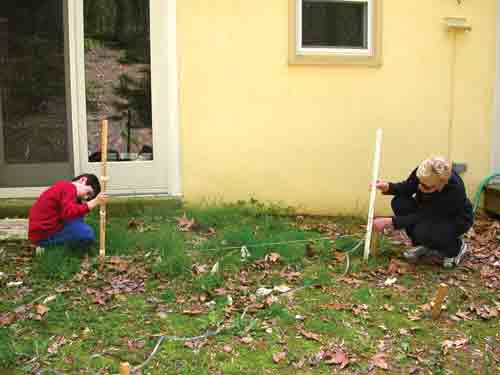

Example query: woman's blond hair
[416,156,452,186]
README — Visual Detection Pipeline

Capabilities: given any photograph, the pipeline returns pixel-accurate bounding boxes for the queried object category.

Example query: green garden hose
[473,173,500,213]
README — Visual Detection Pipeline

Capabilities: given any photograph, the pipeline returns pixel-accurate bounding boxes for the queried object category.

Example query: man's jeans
[37,217,95,249]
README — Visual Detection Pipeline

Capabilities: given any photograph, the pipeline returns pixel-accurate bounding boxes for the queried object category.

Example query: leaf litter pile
[0,207,498,374]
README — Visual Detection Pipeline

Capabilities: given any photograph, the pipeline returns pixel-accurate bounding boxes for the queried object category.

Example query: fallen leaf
[34,304,49,316]
[383,304,394,312]
[352,304,368,316]
[256,287,273,297]
[326,349,349,368]
[371,353,389,370]
[241,246,251,259]
[182,306,204,315]
[292,358,306,369]
[7,281,23,288]
[384,277,397,286]
[322,303,350,311]
[47,336,67,354]
[442,338,468,354]
[0,313,15,327]
[265,253,281,263]
[43,295,57,304]
[211,262,219,274]
[273,285,291,293]
[300,329,321,342]
[176,214,196,231]
[192,264,208,274]
[272,351,287,363]
[240,336,253,344]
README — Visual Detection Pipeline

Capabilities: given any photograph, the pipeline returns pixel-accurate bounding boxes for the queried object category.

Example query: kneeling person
[28,174,107,250]
[373,156,473,268]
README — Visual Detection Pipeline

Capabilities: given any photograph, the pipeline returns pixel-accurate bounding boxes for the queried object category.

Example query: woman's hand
[369,180,389,193]
[373,217,393,232]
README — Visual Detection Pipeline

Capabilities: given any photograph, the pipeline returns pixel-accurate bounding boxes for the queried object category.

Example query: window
[289,0,382,65]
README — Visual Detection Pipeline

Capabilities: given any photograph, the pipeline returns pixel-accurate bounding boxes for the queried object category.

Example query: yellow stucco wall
[177,0,497,215]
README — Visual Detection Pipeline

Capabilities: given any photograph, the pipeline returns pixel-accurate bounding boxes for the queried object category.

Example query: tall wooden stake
[99,119,108,269]
[364,129,383,261]
[431,283,449,319]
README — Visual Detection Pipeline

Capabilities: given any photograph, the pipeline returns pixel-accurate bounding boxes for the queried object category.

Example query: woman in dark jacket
[373,156,474,268]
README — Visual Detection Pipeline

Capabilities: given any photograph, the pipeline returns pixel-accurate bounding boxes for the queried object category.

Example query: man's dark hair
[72,174,101,198]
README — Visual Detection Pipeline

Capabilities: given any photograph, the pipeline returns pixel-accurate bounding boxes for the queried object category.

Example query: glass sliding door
[83,0,153,163]
[0,0,73,188]
[77,0,174,195]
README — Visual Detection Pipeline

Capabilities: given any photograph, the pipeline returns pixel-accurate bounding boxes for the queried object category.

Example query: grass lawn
[0,200,499,374]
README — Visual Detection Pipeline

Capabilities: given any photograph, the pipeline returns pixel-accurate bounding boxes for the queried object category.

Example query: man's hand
[87,193,108,210]
[373,217,393,232]
[369,180,389,193]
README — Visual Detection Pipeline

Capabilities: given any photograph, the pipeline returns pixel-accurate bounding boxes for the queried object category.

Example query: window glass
[302,1,368,49]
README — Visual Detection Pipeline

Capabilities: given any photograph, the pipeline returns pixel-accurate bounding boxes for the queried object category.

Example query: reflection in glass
[0,1,73,187]
[0,1,69,163]
[84,0,152,162]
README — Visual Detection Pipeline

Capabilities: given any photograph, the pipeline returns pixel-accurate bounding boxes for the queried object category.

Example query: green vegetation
[0,200,498,374]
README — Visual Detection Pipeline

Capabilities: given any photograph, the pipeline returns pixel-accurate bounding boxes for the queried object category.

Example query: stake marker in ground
[364,128,383,261]
[431,283,449,319]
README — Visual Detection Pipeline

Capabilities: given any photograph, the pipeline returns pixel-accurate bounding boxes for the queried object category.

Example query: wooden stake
[120,362,130,375]
[364,129,383,261]
[431,283,449,319]
[99,119,108,269]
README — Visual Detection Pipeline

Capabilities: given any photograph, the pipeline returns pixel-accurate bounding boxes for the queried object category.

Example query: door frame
[0,0,182,198]
[493,0,500,176]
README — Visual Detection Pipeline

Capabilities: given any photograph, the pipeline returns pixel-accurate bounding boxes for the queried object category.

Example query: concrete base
[485,183,500,217]
[0,218,28,240]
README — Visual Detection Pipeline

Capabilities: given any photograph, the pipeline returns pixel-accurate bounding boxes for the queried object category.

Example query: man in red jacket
[29,174,107,249]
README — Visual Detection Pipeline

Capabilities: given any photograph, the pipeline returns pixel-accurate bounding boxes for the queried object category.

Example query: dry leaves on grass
[320,302,350,311]
[307,344,351,369]
[338,276,362,288]
[468,304,499,320]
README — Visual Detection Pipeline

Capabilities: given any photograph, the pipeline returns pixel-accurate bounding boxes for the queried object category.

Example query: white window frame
[296,0,374,57]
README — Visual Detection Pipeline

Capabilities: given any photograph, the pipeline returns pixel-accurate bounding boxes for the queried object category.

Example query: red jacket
[28,181,90,243]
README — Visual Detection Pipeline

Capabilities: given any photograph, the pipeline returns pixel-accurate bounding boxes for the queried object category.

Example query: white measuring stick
[364,129,383,260]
